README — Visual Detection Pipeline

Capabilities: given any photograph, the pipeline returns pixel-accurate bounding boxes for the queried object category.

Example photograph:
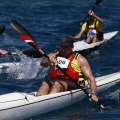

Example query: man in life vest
[72,10,104,44]
[36,36,98,102]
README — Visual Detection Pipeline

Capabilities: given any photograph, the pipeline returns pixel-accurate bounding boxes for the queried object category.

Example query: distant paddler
[71,10,104,44]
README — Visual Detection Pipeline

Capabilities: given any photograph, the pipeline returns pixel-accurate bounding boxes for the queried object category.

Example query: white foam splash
[10,54,43,80]
[106,89,120,103]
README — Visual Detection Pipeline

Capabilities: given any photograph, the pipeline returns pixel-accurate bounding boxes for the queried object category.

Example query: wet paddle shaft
[10,19,105,109]
[7,49,43,58]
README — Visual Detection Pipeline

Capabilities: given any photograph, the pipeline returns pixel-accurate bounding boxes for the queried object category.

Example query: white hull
[73,31,118,52]
[0,62,20,74]
[0,71,120,120]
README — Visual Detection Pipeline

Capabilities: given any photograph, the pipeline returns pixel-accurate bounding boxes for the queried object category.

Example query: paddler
[36,36,98,103]
[71,10,104,44]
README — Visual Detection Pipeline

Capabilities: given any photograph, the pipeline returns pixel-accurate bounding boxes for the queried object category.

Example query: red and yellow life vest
[49,53,85,82]
[86,20,99,34]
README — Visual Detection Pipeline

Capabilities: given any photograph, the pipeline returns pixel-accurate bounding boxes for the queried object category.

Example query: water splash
[2,33,14,45]
[11,55,40,80]
[106,89,120,103]
[37,66,49,80]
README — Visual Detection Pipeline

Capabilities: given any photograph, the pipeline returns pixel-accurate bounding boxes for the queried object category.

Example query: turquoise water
[0,0,120,119]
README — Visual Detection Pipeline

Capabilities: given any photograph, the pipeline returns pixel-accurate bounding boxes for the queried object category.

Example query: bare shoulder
[77,54,89,66]
[77,54,93,78]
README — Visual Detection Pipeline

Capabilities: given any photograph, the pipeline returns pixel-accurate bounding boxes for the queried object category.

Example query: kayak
[73,31,118,54]
[0,62,20,74]
[0,71,120,120]
[0,62,41,75]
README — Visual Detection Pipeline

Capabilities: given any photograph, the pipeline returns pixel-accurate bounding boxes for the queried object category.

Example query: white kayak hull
[0,62,40,75]
[0,71,120,120]
[73,31,118,53]
[0,62,20,74]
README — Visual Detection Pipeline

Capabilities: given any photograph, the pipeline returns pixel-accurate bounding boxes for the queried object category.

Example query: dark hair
[60,36,73,46]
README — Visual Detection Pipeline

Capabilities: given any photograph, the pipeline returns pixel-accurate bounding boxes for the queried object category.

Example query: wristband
[91,92,97,95]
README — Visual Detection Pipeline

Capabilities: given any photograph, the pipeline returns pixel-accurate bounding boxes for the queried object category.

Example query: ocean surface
[0,0,120,119]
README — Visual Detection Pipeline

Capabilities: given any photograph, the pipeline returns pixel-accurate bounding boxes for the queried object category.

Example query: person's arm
[72,30,85,40]
[40,52,58,67]
[0,49,8,56]
[71,22,87,40]
[89,10,104,23]
[77,54,98,102]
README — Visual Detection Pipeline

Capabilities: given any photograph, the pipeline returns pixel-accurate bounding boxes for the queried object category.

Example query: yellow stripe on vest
[71,53,86,82]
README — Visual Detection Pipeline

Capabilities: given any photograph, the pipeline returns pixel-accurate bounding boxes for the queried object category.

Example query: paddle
[7,48,43,58]
[22,49,43,58]
[72,0,103,36]
[10,19,106,109]
[0,25,5,34]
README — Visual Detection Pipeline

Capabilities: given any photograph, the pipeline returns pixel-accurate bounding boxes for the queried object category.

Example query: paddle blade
[95,0,103,6]
[10,19,39,50]
[22,49,43,58]
[0,25,5,34]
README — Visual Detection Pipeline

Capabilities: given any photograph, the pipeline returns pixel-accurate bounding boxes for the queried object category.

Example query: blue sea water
[0,0,120,119]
